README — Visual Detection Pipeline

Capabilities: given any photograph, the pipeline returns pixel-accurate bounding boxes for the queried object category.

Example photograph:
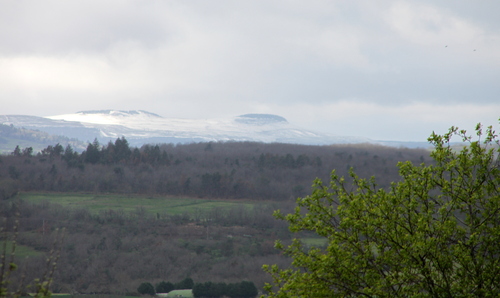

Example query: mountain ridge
[76,109,163,118]
[0,110,431,149]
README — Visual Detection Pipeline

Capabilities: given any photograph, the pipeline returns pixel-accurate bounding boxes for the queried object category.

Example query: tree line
[0,137,431,200]
[138,277,194,295]
[193,280,257,298]
[138,278,258,298]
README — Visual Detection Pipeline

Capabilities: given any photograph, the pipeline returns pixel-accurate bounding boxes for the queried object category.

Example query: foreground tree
[264,122,500,297]
[1,215,63,298]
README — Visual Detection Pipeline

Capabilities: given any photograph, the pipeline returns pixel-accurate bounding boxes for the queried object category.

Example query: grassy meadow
[49,293,140,298]
[15,192,264,216]
[164,289,193,297]
[0,240,42,258]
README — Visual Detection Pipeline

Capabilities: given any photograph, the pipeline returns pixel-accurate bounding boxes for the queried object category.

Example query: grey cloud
[0,1,171,55]
[422,0,500,32]
[1,0,499,141]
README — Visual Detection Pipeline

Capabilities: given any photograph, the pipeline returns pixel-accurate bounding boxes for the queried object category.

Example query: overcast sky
[1,1,499,141]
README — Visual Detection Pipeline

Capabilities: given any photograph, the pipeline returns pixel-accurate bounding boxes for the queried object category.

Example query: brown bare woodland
[0,140,430,294]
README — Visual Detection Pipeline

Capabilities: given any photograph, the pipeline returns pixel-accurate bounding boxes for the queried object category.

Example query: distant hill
[0,110,432,149]
[0,123,85,154]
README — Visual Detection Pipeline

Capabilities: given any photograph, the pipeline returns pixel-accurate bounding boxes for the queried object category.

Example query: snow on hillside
[48,110,163,126]
[46,110,322,141]
[1,110,382,146]
[49,110,288,131]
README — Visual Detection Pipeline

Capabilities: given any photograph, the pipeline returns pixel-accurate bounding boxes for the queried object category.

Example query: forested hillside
[1,198,290,294]
[0,138,431,294]
[0,138,430,201]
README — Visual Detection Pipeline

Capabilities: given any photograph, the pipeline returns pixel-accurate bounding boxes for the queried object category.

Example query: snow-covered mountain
[1,110,427,148]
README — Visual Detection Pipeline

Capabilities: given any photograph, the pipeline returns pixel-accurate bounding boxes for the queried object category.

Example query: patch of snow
[3,110,381,146]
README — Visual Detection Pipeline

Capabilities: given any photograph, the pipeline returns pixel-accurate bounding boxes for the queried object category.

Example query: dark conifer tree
[137,282,155,295]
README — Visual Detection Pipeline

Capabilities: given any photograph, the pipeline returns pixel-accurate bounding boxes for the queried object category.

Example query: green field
[164,289,193,298]
[44,292,193,298]
[16,192,262,216]
[48,295,136,298]
[0,241,42,258]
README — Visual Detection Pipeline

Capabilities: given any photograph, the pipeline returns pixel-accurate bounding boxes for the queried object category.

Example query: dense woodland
[1,198,289,294]
[0,138,432,295]
[0,138,430,201]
